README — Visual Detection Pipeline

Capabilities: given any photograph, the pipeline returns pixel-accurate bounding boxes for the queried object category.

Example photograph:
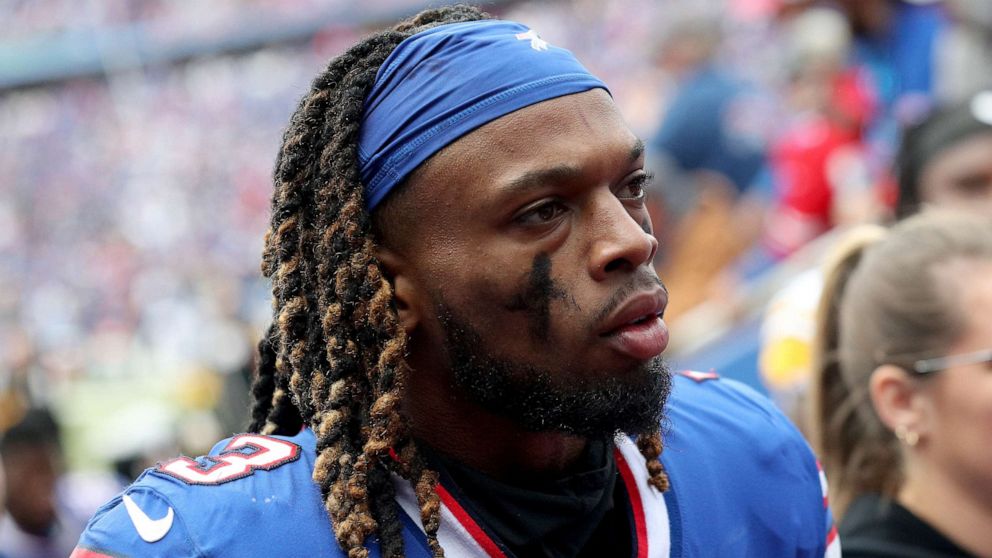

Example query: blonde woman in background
[809,211,992,557]
[760,90,992,425]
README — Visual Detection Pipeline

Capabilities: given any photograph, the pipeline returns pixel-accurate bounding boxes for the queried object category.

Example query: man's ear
[869,364,927,440]
[375,246,422,334]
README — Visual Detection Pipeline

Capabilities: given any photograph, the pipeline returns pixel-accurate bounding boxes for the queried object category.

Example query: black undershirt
[840,493,976,558]
[420,440,632,558]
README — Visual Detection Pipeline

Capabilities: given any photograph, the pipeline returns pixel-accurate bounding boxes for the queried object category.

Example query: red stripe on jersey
[827,525,838,546]
[436,483,508,558]
[70,548,119,558]
[615,448,649,558]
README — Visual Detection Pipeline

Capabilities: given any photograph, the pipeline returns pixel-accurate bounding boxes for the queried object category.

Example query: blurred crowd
[2,0,992,555]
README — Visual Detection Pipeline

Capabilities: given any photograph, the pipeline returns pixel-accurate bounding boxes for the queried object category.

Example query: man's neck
[899,459,992,557]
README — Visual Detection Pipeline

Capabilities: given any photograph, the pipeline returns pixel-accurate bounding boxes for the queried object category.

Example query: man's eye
[618,174,651,201]
[517,201,568,225]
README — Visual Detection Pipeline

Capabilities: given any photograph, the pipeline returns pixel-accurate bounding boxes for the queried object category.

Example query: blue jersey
[73,373,839,557]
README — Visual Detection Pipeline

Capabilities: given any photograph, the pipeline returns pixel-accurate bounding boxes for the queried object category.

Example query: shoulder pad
[75,430,348,557]
[74,486,199,558]
[663,374,832,556]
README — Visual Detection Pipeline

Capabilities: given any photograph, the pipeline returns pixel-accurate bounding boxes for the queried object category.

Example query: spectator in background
[0,459,7,558]
[838,0,944,113]
[0,408,80,558]
[894,90,992,219]
[934,0,992,104]
[648,13,767,207]
[764,5,879,257]
[760,91,992,424]
[808,211,992,557]
[763,0,949,258]
[646,11,772,321]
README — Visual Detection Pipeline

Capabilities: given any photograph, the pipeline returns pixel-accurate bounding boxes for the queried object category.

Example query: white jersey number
[157,434,301,485]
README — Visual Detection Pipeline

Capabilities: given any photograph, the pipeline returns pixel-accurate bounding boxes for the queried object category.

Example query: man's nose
[587,198,658,281]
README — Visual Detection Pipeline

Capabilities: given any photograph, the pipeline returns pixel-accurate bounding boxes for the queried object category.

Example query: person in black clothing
[809,210,992,557]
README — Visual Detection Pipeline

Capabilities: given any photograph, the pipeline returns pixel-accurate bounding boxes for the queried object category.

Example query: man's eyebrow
[500,139,645,198]
[502,139,644,199]
[503,165,583,197]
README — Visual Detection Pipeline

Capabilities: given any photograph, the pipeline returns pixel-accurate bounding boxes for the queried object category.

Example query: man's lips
[598,289,668,335]
[597,290,670,360]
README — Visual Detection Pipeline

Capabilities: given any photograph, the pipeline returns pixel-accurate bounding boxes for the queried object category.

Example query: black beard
[438,306,672,439]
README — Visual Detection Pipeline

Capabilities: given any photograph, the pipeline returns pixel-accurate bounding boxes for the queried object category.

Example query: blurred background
[1,0,987,554]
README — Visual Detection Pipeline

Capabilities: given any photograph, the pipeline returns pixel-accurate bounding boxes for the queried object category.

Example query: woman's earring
[895,424,920,447]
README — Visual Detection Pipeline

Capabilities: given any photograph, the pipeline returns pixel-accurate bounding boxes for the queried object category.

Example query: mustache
[589,273,667,330]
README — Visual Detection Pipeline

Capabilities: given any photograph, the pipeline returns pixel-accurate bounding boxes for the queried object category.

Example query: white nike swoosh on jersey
[122,493,174,543]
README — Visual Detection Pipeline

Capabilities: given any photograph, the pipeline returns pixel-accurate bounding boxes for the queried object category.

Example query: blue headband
[357,19,609,210]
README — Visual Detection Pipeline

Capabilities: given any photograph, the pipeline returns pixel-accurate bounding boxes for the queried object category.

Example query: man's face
[1,445,59,536]
[388,89,671,437]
